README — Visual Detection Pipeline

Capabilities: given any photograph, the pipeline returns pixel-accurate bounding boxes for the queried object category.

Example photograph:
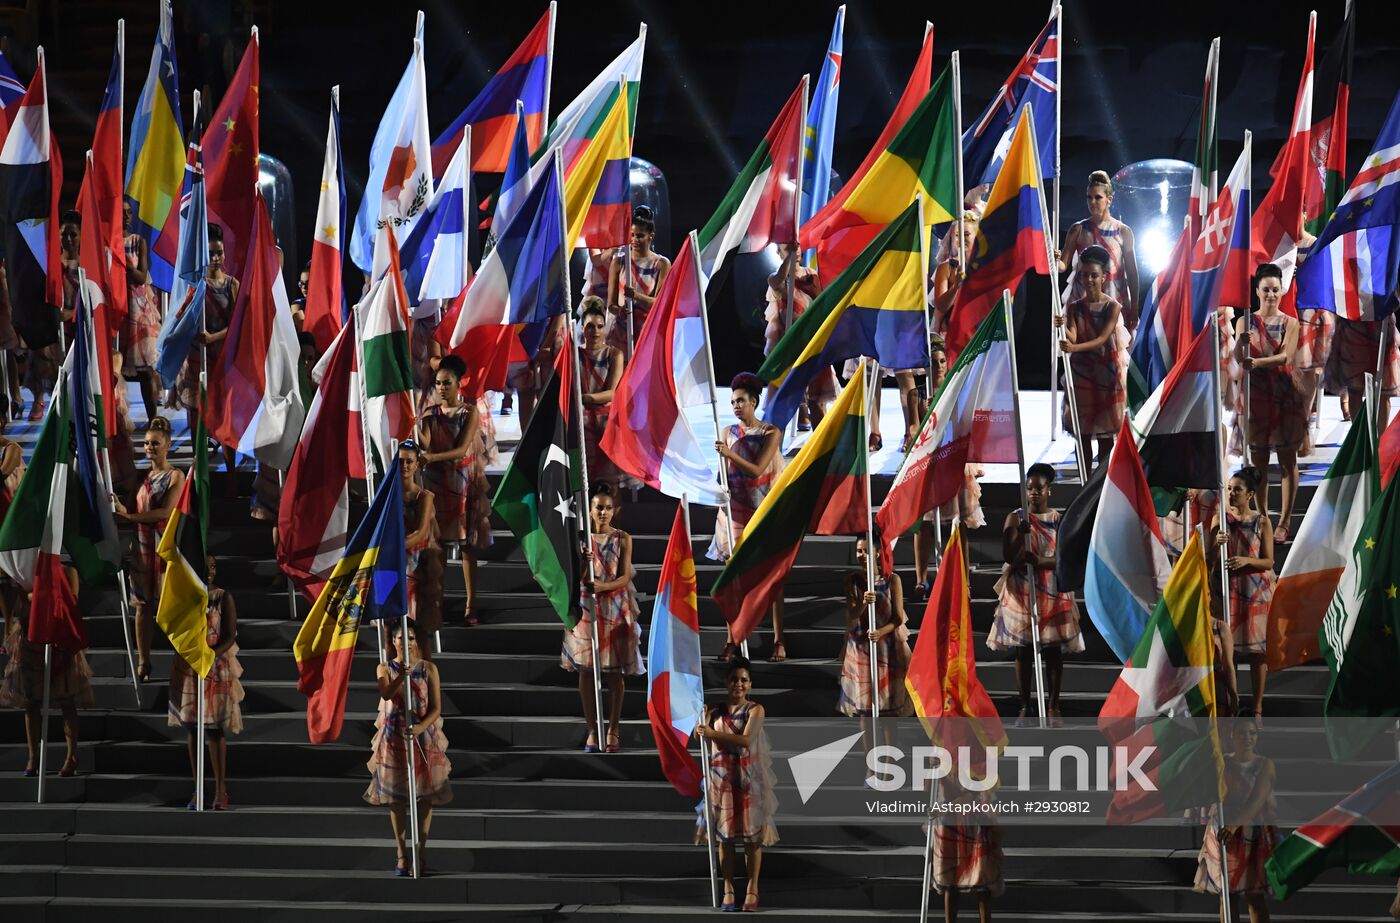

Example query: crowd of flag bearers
[0,1,1398,918]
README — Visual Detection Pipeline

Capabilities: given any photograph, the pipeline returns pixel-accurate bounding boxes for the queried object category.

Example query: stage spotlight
[1110,158,1191,279]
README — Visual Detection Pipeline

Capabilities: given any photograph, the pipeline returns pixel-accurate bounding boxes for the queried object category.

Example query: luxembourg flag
[646,501,703,799]
[304,86,345,354]
[1085,417,1172,662]
[401,127,471,313]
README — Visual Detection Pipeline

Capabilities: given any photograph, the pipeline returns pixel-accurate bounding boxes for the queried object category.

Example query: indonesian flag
[304,87,345,355]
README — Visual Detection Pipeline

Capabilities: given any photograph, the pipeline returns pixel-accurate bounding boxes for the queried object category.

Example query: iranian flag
[1268,405,1377,671]
[875,297,1016,562]
[696,75,807,284]
[359,226,416,475]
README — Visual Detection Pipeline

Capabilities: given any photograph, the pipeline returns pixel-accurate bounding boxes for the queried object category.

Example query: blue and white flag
[154,136,208,388]
[962,9,1058,188]
[800,5,844,253]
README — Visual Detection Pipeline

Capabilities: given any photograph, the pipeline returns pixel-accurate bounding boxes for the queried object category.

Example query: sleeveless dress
[178,274,236,410]
[580,345,621,486]
[1324,315,1400,398]
[585,248,615,301]
[1062,298,1127,438]
[1213,512,1273,656]
[363,659,453,806]
[130,468,178,605]
[838,575,913,717]
[420,403,491,550]
[0,605,95,709]
[1193,757,1278,896]
[166,588,244,732]
[708,422,786,561]
[1243,314,1308,451]
[607,251,666,354]
[561,530,644,675]
[1063,216,1135,342]
[764,268,838,404]
[694,700,779,846]
[410,314,439,404]
[122,235,162,372]
[403,486,443,634]
[987,510,1084,652]
[931,784,1006,896]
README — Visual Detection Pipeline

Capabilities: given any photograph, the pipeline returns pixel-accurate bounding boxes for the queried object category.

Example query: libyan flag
[156,402,215,679]
[493,349,581,628]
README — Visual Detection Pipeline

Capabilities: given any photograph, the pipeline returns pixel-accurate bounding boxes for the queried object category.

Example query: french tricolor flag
[646,502,704,799]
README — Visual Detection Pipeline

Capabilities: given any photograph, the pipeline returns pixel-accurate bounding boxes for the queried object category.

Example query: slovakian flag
[1085,417,1172,662]
[124,0,183,292]
[799,6,843,254]
[401,127,472,310]
[205,192,306,468]
[155,130,208,389]
[961,7,1058,188]
[294,456,408,744]
[601,233,722,506]
[304,86,346,354]
[85,25,127,327]
[432,4,553,176]
[202,30,259,280]
[0,48,62,350]
[358,227,417,476]
[489,101,534,243]
[646,501,705,799]
[696,75,807,285]
[279,317,364,602]
[946,104,1050,361]
[1097,533,1224,824]
[156,397,213,679]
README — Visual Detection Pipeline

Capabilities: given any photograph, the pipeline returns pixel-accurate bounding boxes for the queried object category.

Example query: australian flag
[962,10,1059,188]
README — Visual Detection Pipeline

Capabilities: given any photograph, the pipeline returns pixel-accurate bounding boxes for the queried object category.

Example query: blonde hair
[147,416,173,436]
[1087,170,1114,194]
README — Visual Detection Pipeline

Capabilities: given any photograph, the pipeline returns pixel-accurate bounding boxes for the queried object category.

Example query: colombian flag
[565,86,632,250]
[294,458,408,744]
[155,401,214,679]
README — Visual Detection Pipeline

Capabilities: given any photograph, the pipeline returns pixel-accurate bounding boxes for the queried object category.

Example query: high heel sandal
[212,791,229,810]
[768,641,786,663]
[868,432,883,453]
[604,731,621,754]
[1273,523,1290,545]
[137,661,151,683]
[717,641,739,662]
[58,758,78,778]
[743,884,760,912]
[583,730,599,753]
[720,885,737,912]
[394,856,410,877]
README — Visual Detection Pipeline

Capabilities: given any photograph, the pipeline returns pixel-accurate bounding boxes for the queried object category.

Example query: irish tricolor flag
[359,226,416,475]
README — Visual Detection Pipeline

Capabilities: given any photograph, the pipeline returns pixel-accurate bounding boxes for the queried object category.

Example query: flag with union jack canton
[961,8,1059,188]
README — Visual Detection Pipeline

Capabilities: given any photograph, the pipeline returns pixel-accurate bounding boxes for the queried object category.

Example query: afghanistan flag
[155,401,214,678]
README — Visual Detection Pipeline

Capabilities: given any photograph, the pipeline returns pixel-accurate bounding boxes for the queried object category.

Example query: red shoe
[27,398,45,421]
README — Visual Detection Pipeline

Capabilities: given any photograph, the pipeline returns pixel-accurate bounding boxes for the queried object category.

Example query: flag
[304,87,346,354]
[400,127,472,308]
[875,299,1016,557]
[1085,418,1173,662]
[565,84,631,250]
[712,364,869,644]
[535,29,644,177]
[351,31,435,273]
[904,525,1007,765]
[601,234,722,505]
[154,132,208,389]
[799,6,844,243]
[492,351,581,628]
[0,49,62,350]
[758,201,927,429]
[1383,410,1400,490]
[1265,762,1400,900]
[294,457,408,744]
[279,318,364,602]
[155,400,213,677]
[696,76,807,284]
[358,227,417,475]
[78,152,120,438]
[87,27,127,326]
[946,105,1050,360]
[646,502,705,799]
[201,31,259,280]
[1296,90,1400,321]
[489,101,534,243]
[205,192,306,468]
[440,152,567,400]
[800,62,959,283]
[1304,1,1355,239]
[1097,534,1224,823]
[1320,452,1400,760]
[1188,38,1220,234]
[124,0,183,292]
[0,48,26,138]
[961,8,1058,188]
[432,4,553,175]
[1128,224,1193,409]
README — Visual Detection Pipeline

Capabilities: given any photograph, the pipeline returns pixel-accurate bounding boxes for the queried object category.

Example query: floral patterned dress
[708,422,786,561]
[987,510,1084,653]
[122,235,162,372]
[1063,216,1135,333]
[363,659,453,806]
[166,589,244,732]
[1243,313,1308,451]
[838,575,913,717]
[130,468,178,605]
[695,701,779,846]
[561,530,644,675]
[403,486,442,634]
[1214,512,1273,656]
[607,251,666,353]
[931,783,1006,896]
[420,402,491,550]
[1062,298,1127,438]
[1324,315,1400,398]
[178,275,236,409]
[1,607,94,709]
[1194,756,1278,896]
[580,345,622,486]
[764,268,837,404]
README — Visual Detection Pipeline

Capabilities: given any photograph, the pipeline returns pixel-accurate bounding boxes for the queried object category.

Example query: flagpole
[916,190,941,584]
[1051,4,1063,248]
[918,779,938,923]
[684,492,719,911]
[351,303,388,665]
[195,663,206,812]
[953,52,966,274]
[1212,302,1235,698]
[399,612,422,880]
[35,644,51,803]
[786,75,810,410]
[1003,290,1048,727]
[277,469,298,620]
[862,360,881,724]
[542,1,557,131]
[1374,319,1391,438]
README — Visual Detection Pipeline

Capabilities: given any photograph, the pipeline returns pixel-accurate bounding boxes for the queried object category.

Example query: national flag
[279,317,364,602]
[961,7,1058,188]
[759,201,927,429]
[646,502,705,799]
[1188,38,1220,234]
[124,0,183,292]
[440,151,567,400]
[493,350,581,628]
[1097,534,1224,823]
[1303,1,1355,239]
[0,49,62,350]
[154,131,208,389]
[601,234,722,505]
[1128,223,1193,410]
[696,76,807,285]
[201,30,259,280]
[800,62,959,283]
[535,28,644,178]
[294,457,408,744]
[78,152,120,437]
[0,48,25,139]
[351,30,435,274]
[205,192,306,468]
[358,227,417,475]
[1295,90,1400,321]
[875,299,1016,558]
[1265,762,1400,900]
[567,83,631,250]
[1085,417,1173,662]
[155,399,213,678]
[86,26,127,326]
[945,105,1050,360]
[1383,410,1400,490]
[432,5,553,175]
[1320,450,1400,760]
[799,6,844,249]
[400,127,472,309]
[488,101,534,243]
[304,87,346,354]
[712,364,869,644]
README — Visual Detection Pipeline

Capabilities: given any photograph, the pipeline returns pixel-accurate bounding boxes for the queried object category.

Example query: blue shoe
[583,731,600,753]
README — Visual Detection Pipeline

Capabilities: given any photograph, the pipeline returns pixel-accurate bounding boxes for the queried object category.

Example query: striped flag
[154,131,208,389]
[799,6,844,245]
[156,400,213,678]
[1188,38,1220,234]
[359,227,417,475]
[961,8,1058,188]
[535,28,644,177]
[124,0,183,292]
[1303,1,1355,239]
[400,127,472,307]
[566,85,632,250]
[0,48,26,136]
[646,502,704,799]
[488,101,534,243]
[86,25,127,326]
[304,87,346,354]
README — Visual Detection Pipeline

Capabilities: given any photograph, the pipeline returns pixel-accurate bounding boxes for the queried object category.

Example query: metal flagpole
[35,644,51,803]
[399,614,422,879]
[787,75,809,425]
[1212,312,1235,681]
[1003,291,1048,726]
[541,1,556,130]
[351,302,388,664]
[277,468,298,620]
[1050,5,1064,441]
[698,730,720,909]
[862,361,881,725]
[1375,319,1392,438]
[918,782,937,923]
[196,667,206,811]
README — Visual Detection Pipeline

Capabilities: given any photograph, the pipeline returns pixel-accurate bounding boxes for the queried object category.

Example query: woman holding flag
[1193,720,1278,922]
[1057,245,1126,469]
[177,225,238,474]
[121,201,163,421]
[765,243,835,430]
[579,298,625,491]
[606,205,670,355]
[839,536,913,721]
[398,442,442,632]
[1208,467,1274,722]
[1056,170,1140,336]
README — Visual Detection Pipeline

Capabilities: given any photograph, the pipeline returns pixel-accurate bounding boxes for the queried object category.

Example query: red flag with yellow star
[203,29,260,279]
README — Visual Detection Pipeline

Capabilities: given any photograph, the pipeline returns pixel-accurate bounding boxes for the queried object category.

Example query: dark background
[6,0,1399,383]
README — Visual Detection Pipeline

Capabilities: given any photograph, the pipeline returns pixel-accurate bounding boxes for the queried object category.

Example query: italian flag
[1268,405,1376,671]
[696,75,807,284]
[359,226,416,475]
[875,298,1016,561]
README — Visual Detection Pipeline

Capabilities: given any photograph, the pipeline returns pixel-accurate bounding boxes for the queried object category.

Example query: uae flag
[156,402,214,679]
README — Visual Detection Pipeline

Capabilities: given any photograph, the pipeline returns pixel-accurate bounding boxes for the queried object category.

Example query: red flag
[78,154,118,437]
[1381,410,1400,491]
[433,285,529,400]
[28,554,87,653]
[203,32,260,280]
[89,34,127,326]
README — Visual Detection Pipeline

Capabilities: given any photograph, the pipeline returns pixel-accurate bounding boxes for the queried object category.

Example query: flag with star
[492,347,581,628]
[202,28,259,280]
[1097,533,1225,824]
[1321,456,1400,760]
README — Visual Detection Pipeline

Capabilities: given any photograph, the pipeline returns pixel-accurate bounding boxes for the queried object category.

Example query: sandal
[27,398,45,421]
[22,762,36,778]
[212,791,229,810]
[916,579,931,602]
[1048,708,1064,729]
[395,856,410,877]
[868,432,883,453]
[768,641,786,663]
[583,730,599,753]
[463,607,479,627]
[605,731,621,754]
[1014,706,1030,729]
[137,661,151,683]
[717,641,739,663]
[1273,523,1290,545]
[58,758,78,778]
[720,884,736,912]
[743,884,760,912]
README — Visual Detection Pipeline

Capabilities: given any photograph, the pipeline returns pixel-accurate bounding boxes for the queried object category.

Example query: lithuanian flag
[712,364,869,643]
[156,405,214,679]
[758,201,927,428]
[294,457,408,744]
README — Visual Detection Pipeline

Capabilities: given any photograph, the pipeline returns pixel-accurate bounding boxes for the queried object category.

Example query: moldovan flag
[712,363,869,644]
[1269,404,1376,671]
[201,30,259,280]
[304,87,345,354]
[1098,534,1224,824]
[294,457,408,744]
[646,502,704,799]
[155,402,213,679]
